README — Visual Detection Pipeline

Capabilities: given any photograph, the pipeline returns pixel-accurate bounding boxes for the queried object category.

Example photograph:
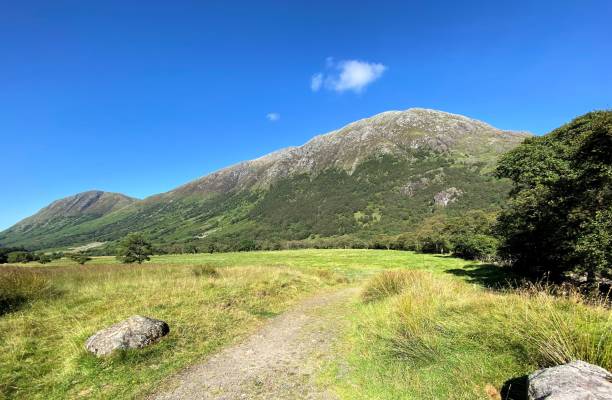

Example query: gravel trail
[149,287,358,400]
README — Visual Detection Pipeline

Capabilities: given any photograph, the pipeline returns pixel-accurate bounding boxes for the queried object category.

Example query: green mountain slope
[0,191,137,249]
[0,108,530,250]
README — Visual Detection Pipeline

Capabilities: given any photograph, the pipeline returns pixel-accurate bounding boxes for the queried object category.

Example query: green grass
[21,249,477,277]
[2,249,610,400]
[1,249,462,400]
[0,253,351,399]
[323,269,612,399]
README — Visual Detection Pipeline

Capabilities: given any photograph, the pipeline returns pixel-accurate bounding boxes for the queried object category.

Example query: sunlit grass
[0,257,348,399]
[325,270,612,399]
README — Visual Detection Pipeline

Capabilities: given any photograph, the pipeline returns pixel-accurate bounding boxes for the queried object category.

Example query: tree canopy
[495,110,612,282]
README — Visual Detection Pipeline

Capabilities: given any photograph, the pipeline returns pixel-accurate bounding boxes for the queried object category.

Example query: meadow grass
[3,250,610,399]
[1,249,459,399]
[0,255,354,399]
[324,269,612,399]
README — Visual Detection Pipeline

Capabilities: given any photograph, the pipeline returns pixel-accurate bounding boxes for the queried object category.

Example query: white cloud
[310,73,323,92]
[266,112,280,121]
[311,59,386,93]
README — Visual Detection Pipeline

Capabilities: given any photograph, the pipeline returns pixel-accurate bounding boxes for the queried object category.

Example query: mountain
[0,191,137,249]
[0,108,530,251]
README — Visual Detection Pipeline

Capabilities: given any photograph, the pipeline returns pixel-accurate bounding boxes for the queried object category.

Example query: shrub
[418,233,452,254]
[6,251,34,264]
[37,254,52,264]
[68,253,92,265]
[0,269,57,315]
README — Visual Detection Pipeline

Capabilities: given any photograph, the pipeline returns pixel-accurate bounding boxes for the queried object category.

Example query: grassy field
[323,269,612,399]
[1,249,610,399]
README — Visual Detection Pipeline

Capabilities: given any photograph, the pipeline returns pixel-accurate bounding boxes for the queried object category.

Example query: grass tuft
[0,267,58,315]
[361,270,418,303]
[336,268,612,399]
[191,264,219,278]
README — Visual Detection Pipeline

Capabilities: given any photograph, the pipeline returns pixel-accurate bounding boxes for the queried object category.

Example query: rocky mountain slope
[0,108,530,250]
[173,108,527,196]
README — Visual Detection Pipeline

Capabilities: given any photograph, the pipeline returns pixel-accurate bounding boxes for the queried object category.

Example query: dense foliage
[495,111,612,282]
[67,253,92,265]
[116,233,154,264]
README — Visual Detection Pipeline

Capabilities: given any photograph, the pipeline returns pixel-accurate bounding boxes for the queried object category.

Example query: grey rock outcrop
[528,360,612,399]
[85,315,169,356]
[434,187,463,207]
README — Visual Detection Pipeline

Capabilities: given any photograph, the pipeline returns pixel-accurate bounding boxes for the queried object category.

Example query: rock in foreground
[85,315,169,356]
[528,360,612,399]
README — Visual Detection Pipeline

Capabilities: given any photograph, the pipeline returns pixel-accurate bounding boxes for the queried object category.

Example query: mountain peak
[175,108,531,196]
[6,190,137,235]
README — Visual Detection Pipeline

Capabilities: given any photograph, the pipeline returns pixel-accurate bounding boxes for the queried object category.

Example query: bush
[37,254,52,264]
[418,233,452,254]
[68,253,92,265]
[0,269,57,315]
[452,234,499,261]
[6,251,34,264]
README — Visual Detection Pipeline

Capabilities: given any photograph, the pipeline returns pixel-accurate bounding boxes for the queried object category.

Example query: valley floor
[1,250,610,399]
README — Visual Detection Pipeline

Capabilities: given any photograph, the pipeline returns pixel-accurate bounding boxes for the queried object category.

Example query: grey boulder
[85,315,169,356]
[528,360,612,399]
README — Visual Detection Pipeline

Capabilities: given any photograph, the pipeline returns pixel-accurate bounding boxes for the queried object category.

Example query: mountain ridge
[0,108,531,250]
[171,108,530,196]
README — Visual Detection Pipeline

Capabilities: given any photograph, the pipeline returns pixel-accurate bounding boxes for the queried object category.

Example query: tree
[116,233,153,264]
[452,234,499,261]
[68,253,92,265]
[495,111,612,283]
[7,251,34,263]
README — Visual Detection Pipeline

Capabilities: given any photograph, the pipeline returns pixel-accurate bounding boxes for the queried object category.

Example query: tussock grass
[511,282,612,369]
[191,264,219,278]
[329,270,612,399]
[361,270,418,302]
[0,267,58,315]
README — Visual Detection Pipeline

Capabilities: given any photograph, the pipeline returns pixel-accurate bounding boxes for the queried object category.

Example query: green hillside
[0,109,529,251]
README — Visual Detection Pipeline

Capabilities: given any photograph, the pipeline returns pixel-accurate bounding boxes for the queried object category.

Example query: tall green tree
[495,111,612,282]
[116,233,154,264]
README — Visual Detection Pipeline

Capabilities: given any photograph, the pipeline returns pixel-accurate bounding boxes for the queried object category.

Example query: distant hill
[0,191,137,249]
[0,108,530,250]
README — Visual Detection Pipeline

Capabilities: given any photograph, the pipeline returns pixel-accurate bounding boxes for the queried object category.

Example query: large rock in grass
[528,360,612,399]
[85,315,169,356]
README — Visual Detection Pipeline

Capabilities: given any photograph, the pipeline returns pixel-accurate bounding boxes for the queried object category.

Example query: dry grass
[0,261,345,399]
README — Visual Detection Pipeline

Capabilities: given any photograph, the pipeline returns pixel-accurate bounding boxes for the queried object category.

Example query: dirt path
[150,287,358,400]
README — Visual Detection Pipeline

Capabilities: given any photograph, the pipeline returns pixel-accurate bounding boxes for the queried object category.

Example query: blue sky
[1,0,611,231]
